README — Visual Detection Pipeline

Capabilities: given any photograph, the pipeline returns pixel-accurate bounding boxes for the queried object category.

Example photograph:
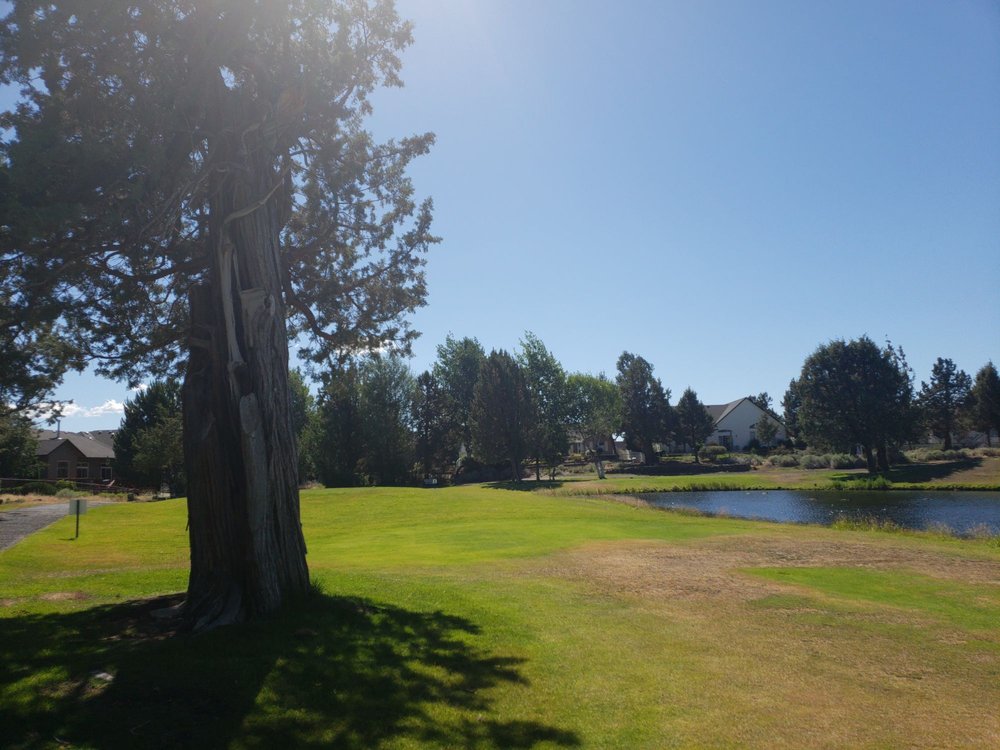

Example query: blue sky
[9,0,999,430]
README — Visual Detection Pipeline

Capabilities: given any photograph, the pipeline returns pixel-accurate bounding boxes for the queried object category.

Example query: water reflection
[639,490,1000,534]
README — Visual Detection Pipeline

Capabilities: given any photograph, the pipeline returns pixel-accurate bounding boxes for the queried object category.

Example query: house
[35,429,116,483]
[567,431,617,457]
[705,398,785,451]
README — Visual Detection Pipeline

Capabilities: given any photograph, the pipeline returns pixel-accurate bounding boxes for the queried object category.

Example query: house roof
[705,398,785,427]
[36,433,115,460]
[705,398,745,425]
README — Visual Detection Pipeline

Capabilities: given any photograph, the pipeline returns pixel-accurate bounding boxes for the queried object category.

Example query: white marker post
[68,498,87,539]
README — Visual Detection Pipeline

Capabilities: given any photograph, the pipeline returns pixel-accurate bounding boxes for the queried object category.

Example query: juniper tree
[796,337,915,472]
[615,352,672,466]
[971,362,1000,447]
[0,0,435,629]
[918,358,972,450]
[673,387,715,462]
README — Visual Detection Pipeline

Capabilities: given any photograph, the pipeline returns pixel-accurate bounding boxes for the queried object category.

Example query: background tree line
[60,335,1000,487]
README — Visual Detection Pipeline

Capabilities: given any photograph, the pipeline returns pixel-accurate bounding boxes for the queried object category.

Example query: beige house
[705,398,785,451]
[35,430,116,483]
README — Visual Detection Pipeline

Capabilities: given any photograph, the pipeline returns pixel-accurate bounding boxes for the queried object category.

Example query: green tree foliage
[312,365,364,488]
[754,412,779,449]
[356,354,414,486]
[918,358,972,450]
[470,350,530,481]
[131,406,185,495]
[796,337,915,472]
[0,410,39,478]
[432,335,485,463]
[781,379,803,445]
[288,369,316,482]
[673,388,715,462]
[310,355,414,486]
[0,0,436,627]
[412,370,450,477]
[518,332,569,480]
[616,352,672,466]
[113,381,183,489]
[970,362,1000,446]
[749,391,772,412]
[566,372,621,479]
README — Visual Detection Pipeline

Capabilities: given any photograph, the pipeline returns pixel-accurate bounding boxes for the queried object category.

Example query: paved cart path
[0,502,109,552]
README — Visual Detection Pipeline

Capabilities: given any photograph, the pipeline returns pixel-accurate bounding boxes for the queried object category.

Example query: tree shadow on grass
[829,458,983,485]
[0,593,580,750]
[483,480,566,492]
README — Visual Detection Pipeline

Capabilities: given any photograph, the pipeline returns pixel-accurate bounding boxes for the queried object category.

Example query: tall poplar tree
[0,1,435,629]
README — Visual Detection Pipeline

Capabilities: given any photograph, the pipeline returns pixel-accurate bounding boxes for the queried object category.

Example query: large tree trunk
[863,445,876,474]
[876,444,890,473]
[941,428,953,451]
[181,95,309,631]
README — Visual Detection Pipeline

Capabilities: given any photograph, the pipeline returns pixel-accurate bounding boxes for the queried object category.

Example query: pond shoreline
[628,488,1000,537]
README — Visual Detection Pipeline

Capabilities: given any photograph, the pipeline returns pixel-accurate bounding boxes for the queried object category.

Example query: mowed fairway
[1,487,999,749]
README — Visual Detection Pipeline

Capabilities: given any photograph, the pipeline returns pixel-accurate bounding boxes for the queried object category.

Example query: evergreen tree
[796,337,915,472]
[0,410,40,478]
[312,365,364,488]
[432,335,485,464]
[918,358,972,450]
[518,332,569,480]
[288,369,316,482]
[131,405,185,495]
[412,371,450,478]
[113,381,183,489]
[970,362,1000,446]
[673,388,715,462]
[781,379,803,445]
[615,352,672,466]
[470,350,530,481]
[753,413,779,449]
[0,1,436,628]
[356,354,414,486]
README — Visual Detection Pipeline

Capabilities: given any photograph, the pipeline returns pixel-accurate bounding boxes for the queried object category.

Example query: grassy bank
[2,486,999,748]
[547,455,1000,494]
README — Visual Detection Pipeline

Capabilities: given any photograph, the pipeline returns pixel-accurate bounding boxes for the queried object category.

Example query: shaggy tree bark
[182,95,308,630]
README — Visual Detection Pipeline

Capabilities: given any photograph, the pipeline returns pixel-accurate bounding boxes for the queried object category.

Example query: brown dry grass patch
[531,532,1000,748]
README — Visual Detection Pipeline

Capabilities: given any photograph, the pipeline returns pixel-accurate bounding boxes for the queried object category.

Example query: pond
[638,490,1000,535]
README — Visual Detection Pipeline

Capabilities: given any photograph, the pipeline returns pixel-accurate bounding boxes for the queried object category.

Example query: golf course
[2,484,998,749]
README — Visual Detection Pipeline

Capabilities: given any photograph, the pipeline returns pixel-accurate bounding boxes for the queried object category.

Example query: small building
[35,430,116,483]
[705,398,786,451]
[567,431,617,457]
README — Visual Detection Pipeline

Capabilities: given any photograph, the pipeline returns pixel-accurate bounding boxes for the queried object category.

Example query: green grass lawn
[2,486,999,749]
[545,455,1000,494]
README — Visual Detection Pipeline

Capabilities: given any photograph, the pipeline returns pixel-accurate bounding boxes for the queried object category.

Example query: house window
[76,462,89,479]
[720,434,733,450]
[57,461,69,479]
[101,465,113,481]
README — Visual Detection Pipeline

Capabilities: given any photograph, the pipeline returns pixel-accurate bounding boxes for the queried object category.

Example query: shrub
[55,488,82,499]
[698,445,729,463]
[768,455,799,468]
[799,454,829,470]
[13,481,59,496]
[829,453,865,470]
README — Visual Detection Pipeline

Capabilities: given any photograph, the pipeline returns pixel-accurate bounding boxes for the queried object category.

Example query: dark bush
[13,481,59,496]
